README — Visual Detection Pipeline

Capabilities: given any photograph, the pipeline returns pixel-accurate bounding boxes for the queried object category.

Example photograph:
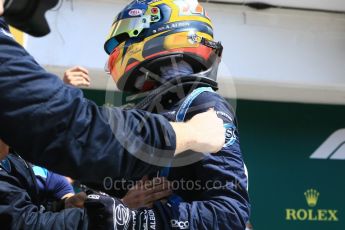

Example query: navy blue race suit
[0,153,156,230]
[0,154,88,229]
[90,83,250,230]
[140,85,250,230]
[0,17,176,183]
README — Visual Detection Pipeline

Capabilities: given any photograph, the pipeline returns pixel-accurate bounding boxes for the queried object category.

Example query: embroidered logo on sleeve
[216,110,233,122]
[224,123,237,147]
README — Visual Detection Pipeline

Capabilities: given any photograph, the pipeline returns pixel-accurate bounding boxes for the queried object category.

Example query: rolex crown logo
[304,189,320,207]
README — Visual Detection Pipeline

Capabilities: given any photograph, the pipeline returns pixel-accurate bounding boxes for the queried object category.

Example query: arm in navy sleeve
[0,167,88,229]
[33,165,75,200]
[0,18,176,182]
[46,171,74,199]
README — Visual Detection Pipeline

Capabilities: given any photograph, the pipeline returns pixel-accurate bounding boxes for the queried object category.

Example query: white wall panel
[212,0,345,12]
[25,0,345,104]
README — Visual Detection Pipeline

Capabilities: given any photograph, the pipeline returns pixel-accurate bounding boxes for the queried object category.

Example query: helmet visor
[105,15,151,54]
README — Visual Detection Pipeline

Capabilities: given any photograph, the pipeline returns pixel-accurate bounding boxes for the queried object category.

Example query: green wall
[83,89,345,230]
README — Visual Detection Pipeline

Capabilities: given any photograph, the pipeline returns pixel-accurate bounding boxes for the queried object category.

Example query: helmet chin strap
[131,73,218,112]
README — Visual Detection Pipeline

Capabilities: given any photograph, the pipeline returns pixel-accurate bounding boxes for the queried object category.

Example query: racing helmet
[104,0,223,92]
